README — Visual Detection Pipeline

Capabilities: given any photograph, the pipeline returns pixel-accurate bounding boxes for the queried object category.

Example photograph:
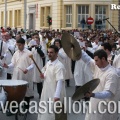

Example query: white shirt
[8,48,34,71]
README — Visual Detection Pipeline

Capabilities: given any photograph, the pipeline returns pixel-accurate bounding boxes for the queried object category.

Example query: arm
[115,68,120,77]
[92,90,112,99]
[112,55,120,68]
[81,50,93,64]
[54,65,66,101]
[0,42,8,59]
[26,64,34,71]
[58,52,67,59]
[23,64,34,74]
[54,80,63,101]
[8,63,14,68]
[39,64,47,79]
[85,90,113,99]
[3,42,8,55]
[3,62,14,69]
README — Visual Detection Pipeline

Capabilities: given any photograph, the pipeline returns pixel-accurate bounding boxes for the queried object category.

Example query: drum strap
[8,48,14,56]
[0,41,3,56]
[111,55,115,65]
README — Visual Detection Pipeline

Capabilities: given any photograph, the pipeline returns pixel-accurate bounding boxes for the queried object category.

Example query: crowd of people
[0,27,120,120]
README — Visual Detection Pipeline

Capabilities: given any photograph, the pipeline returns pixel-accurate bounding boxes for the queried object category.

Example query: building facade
[0,0,119,30]
[118,0,120,31]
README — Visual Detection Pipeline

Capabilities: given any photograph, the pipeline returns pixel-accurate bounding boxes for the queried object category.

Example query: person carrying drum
[3,38,34,112]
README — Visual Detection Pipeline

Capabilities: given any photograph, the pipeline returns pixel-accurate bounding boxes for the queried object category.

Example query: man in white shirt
[30,37,45,98]
[101,42,116,65]
[3,38,34,110]
[0,34,8,79]
[38,45,66,120]
[82,49,119,120]
[2,32,16,79]
[0,34,8,60]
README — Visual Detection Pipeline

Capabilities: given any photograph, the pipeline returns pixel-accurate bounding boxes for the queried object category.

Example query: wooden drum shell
[4,85,27,104]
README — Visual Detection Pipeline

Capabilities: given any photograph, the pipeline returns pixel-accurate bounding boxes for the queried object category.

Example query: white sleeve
[41,46,46,55]
[54,80,63,98]
[26,64,34,71]
[92,45,98,51]
[94,90,112,99]
[115,68,120,77]
[45,39,48,44]
[3,53,6,58]
[3,42,8,54]
[87,47,94,54]
[58,52,67,59]
[8,63,14,68]
[81,50,93,64]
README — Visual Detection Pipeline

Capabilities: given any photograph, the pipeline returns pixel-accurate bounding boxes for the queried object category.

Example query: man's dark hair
[101,42,112,52]
[16,33,21,38]
[94,49,107,61]
[35,37,40,41]
[54,39,62,48]
[16,38,25,44]
[49,45,59,53]
[111,43,117,49]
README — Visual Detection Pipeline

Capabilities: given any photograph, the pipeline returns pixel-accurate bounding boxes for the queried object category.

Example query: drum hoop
[0,80,28,87]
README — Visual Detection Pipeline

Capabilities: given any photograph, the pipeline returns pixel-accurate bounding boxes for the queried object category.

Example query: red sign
[87,17,94,24]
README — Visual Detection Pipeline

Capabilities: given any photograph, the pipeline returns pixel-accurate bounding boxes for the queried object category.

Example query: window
[46,7,51,27]
[41,7,45,27]
[14,10,17,27]
[6,11,8,26]
[18,10,21,26]
[9,11,13,27]
[77,5,89,27]
[66,5,72,27]
[95,5,107,28]
[14,9,21,27]
[1,11,4,26]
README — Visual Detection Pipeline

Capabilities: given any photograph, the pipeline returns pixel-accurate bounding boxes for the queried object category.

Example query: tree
[47,15,52,26]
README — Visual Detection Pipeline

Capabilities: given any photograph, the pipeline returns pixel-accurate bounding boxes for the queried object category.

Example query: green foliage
[47,15,52,26]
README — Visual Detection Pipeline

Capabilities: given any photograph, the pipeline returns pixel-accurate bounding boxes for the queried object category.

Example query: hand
[40,73,44,79]
[82,47,86,51]
[84,91,93,98]
[3,63,8,68]
[23,69,28,74]
[54,97,60,102]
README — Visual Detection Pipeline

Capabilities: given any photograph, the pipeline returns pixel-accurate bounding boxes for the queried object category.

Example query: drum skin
[4,85,27,104]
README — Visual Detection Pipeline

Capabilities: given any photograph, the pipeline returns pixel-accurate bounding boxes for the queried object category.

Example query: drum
[0,80,28,104]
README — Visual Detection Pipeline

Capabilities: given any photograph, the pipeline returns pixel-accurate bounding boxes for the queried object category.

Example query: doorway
[29,13,34,30]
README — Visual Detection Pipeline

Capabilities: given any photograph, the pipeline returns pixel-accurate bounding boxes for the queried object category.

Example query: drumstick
[29,54,42,74]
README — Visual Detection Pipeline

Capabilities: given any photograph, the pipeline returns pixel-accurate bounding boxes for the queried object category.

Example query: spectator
[81,18,86,29]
